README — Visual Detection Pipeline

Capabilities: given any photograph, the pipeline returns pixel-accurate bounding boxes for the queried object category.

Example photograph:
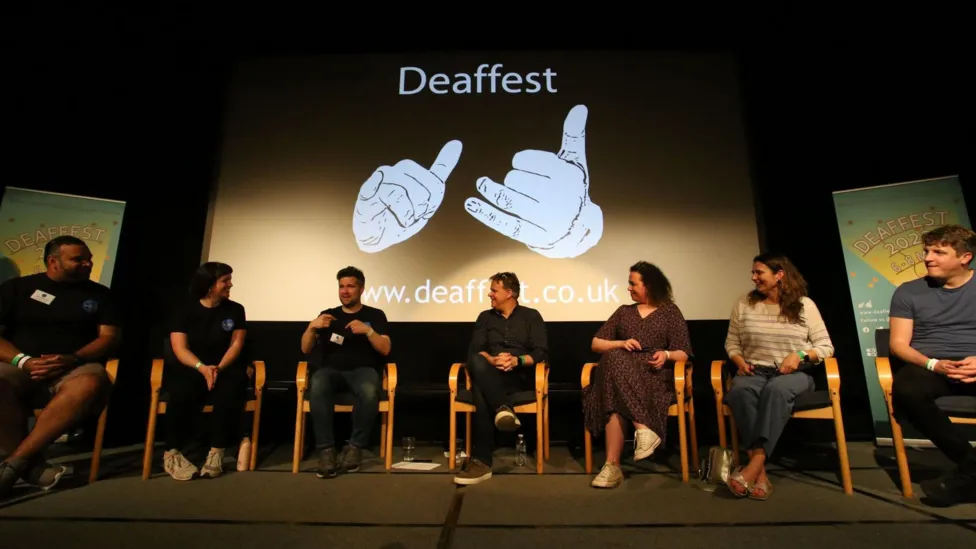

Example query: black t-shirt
[314,305,388,372]
[0,273,120,357]
[169,299,247,366]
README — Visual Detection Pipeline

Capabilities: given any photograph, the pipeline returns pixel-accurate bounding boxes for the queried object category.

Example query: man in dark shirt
[0,236,120,499]
[301,266,391,478]
[454,272,548,485]
[890,225,976,507]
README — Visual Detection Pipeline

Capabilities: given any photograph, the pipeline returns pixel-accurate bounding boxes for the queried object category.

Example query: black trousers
[163,363,249,451]
[465,353,533,466]
[891,364,976,474]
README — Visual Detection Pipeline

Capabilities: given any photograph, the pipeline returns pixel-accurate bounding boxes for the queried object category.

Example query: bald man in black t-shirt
[0,236,120,499]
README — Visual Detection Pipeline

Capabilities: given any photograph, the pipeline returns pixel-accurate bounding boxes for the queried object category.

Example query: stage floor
[2,441,975,548]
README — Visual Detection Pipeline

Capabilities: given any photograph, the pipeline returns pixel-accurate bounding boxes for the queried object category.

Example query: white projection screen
[204,51,761,322]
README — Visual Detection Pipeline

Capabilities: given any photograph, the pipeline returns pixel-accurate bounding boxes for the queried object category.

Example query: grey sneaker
[634,429,661,461]
[341,445,362,473]
[494,405,520,432]
[24,459,66,490]
[0,462,20,499]
[316,447,339,479]
[163,450,198,481]
[201,448,225,478]
[591,461,623,488]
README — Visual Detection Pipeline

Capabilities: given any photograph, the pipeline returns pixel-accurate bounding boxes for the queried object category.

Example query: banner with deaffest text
[0,187,126,286]
[832,175,970,441]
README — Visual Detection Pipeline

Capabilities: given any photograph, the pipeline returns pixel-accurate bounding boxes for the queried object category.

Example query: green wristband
[797,350,807,361]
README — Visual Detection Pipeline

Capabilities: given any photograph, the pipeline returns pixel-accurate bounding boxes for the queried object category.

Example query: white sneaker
[201,448,225,478]
[591,462,623,488]
[163,450,198,481]
[634,429,661,461]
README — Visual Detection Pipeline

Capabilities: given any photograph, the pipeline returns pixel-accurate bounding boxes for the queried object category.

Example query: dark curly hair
[748,252,807,324]
[630,261,673,306]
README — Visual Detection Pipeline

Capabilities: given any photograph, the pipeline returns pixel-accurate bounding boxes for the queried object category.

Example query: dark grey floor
[1,441,975,549]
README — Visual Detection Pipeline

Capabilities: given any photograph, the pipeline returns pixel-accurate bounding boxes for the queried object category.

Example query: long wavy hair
[630,261,674,307]
[748,253,807,324]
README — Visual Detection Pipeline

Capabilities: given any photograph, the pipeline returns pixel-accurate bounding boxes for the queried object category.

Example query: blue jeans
[307,367,380,449]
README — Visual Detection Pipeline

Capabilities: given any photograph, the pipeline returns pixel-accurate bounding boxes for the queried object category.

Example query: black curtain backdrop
[3,37,970,455]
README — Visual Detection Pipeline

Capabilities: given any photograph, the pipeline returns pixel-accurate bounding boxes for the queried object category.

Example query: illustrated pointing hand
[353,140,463,253]
[464,105,603,259]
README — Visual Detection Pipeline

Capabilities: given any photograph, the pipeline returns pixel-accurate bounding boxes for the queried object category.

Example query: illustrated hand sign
[464,105,603,258]
[353,140,463,253]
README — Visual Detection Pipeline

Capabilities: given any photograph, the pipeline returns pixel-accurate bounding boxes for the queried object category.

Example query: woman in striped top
[724,253,834,500]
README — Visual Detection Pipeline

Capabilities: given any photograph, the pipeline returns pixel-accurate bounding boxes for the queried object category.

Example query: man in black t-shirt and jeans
[0,236,120,499]
[301,266,391,478]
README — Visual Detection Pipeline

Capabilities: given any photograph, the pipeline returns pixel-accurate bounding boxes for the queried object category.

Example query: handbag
[699,445,734,484]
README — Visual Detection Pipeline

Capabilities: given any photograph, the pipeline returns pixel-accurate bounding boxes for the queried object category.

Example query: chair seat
[159,386,257,403]
[456,389,536,406]
[303,390,389,404]
[793,390,830,412]
[937,395,976,416]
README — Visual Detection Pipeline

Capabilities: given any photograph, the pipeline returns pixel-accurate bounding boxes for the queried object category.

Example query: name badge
[330,333,345,345]
[31,290,56,305]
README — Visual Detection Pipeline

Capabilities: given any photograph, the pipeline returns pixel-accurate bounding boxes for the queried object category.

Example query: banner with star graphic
[832,175,970,440]
[0,187,126,286]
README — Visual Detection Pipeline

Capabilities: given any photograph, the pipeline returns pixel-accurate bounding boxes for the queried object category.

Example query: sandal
[726,469,752,498]
[749,478,773,500]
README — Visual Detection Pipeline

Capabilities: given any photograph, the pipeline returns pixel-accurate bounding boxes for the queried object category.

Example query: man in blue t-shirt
[889,224,976,507]
[300,266,391,478]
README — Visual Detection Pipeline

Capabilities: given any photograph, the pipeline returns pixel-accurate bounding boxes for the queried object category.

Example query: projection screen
[204,51,761,322]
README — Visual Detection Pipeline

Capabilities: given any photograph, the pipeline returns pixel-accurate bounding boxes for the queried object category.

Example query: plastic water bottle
[515,434,527,467]
[237,437,251,471]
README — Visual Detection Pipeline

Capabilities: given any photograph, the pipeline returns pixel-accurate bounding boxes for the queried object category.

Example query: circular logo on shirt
[222,318,235,332]
[82,299,98,313]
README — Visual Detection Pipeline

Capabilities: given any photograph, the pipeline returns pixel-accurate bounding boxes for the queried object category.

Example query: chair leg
[543,397,550,461]
[677,401,689,483]
[584,428,593,474]
[449,404,458,471]
[142,399,159,481]
[535,408,544,474]
[833,410,854,496]
[249,395,263,471]
[385,400,395,471]
[687,400,700,468]
[380,413,388,459]
[890,414,914,498]
[292,402,304,474]
[88,406,109,483]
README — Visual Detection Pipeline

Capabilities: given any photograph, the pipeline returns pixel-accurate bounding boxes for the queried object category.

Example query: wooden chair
[142,358,266,480]
[874,328,976,498]
[711,358,853,494]
[448,361,550,474]
[32,359,119,484]
[292,361,398,472]
[581,360,699,482]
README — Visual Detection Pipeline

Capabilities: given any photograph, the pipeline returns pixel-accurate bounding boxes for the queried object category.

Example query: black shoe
[341,444,362,473]
[315,447,339,479]
[0,462,19,500]
[920,469,976,507]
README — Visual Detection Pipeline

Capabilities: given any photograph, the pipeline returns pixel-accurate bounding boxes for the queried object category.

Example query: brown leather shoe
[453,458,492,485]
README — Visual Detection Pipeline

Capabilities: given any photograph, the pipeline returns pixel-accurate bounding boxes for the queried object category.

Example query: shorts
[0,361,109,409]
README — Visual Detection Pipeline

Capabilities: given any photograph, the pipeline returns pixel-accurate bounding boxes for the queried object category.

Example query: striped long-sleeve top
[724,293,834,367]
